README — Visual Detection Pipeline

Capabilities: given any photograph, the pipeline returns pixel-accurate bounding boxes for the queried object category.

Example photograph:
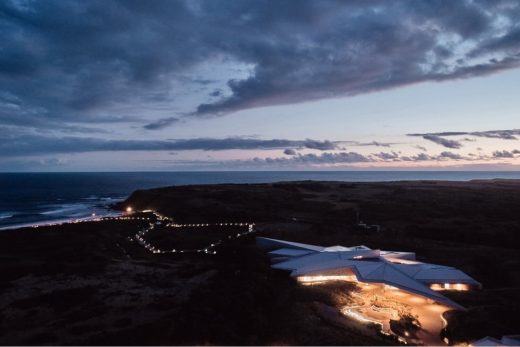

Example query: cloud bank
[1,0,520,132]
[0,133,342,156]
[409,129,520,148]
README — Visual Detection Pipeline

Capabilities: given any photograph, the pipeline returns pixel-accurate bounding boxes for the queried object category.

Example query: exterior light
[126,206,133,213]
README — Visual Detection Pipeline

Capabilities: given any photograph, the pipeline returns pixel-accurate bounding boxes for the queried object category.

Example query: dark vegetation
[1,180,520,345]
[0,220,392,346]
[146,224,247,250]
[121,182,358,225]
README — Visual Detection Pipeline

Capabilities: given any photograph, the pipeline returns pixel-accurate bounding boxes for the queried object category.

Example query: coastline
[0,210,122,231]
[1,179,520,345]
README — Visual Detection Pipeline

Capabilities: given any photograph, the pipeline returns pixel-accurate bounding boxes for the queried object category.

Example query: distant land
[1,180,520,345]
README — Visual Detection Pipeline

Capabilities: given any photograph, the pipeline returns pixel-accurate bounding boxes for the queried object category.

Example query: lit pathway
[26,208,256,257]
[132,210,256,255]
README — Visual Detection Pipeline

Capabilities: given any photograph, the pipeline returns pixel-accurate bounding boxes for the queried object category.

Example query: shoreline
[3,178,520,231]
[1,179,520,345]
[0,210,123,231]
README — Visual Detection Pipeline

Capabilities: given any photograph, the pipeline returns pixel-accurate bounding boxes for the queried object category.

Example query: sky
[1,0,520,171]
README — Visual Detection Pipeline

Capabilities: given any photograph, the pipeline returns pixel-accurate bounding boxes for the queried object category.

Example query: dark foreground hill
[1,180,520,345]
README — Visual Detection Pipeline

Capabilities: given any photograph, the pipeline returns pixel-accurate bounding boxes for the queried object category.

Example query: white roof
[256,237,324,252]
[472,337,503,346]
[473,335,520,346]
[269,248,315,257]
[257,237,481,309]
[393,263,480,285]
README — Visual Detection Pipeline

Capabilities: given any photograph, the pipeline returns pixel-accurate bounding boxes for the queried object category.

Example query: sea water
[1,171,520,229]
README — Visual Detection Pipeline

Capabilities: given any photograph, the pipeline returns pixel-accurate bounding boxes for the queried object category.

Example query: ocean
[2,171,520,229]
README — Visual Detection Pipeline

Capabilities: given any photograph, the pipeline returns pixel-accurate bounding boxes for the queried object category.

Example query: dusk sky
[1,0,520,171]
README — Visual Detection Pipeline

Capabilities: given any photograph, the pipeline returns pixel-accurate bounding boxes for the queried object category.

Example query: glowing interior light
[297,275,355,283]
[430,283,469,291]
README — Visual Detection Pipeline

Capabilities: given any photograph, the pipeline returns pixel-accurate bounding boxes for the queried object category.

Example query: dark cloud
[283,148,297,156]
[472,130,520,140]
[400,151,467,161]
[416,134,463,149]
[370,141,393,148]
[298,139,337,151]
[252,152,373,166]
[373,151,400,160]
[493,149,520,158]
[410,129,520,141]
[411,153,431,161]
[228,149,477,167]
[0,133,342,156]
[143,117,181,130]
[1,0,519,132]
[356,141,394,148]
[408,128,520,149]
[439,151,463,160]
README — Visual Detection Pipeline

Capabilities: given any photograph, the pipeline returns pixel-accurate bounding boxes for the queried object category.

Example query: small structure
[257,237,481,309]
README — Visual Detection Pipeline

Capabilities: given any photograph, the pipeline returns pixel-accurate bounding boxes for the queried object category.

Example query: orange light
[126,206,133,213]
[430,283,469,291]
[297,275,356,283]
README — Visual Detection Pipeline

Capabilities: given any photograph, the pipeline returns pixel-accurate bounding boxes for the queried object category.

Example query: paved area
[342,283,449,345]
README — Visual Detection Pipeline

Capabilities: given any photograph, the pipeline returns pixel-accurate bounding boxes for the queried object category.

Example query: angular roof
[269,248,315,257]
[257,237,481,310]
[471,336,520,346]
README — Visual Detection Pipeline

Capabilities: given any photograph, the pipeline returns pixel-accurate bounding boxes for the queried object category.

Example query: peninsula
[1,180,519,345]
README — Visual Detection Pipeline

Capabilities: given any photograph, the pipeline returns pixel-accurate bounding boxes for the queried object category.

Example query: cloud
[408,128,520,149]
[401,151,474,162]
[493,149,520,158]
[411,153,431,161]
[356,141,394,147]
[439,151,463,160]
[250,151,373,166]
[471,130,520,140]
[0,133,342,156]
[209,90,222,97]
[298,139,337,151]
[373,151,400,160]
[283,148,297,156]
[417,134,463,149]
[143,117,181,130]
[410,129,520,141]
[1,0,520,132]
[203,149,484,168]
